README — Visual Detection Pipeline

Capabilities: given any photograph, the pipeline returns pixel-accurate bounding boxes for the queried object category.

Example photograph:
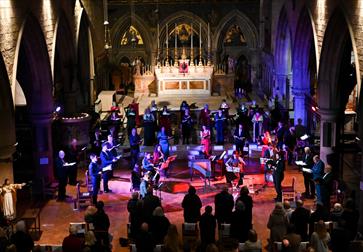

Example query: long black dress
[143,113,155,146]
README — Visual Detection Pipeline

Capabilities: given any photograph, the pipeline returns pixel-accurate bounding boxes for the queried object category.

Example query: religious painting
[224,24,246,46]
[179,61,188,73]
[169,24,199,47]
[121,26,144,46]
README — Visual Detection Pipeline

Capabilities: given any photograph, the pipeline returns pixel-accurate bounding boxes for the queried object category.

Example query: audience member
[340,198,360,240]
[136,223,154,251]
[330,203,343,222]
[310,220,330,252]
[309,202,329,236]
[164,224,183,252]
[149,207,170,244]
[243,229,262,251]
[214,186,234,225]
[93,201,110,247]
[0,227,8,252]
[267,202,288,249]
[182,186,202,223]
[281,224,301,252]
[205,243,219,252]
[83,231,101,252]
[236,186,253,230]
[290,200,310,241]
[143,187,161,223]
[10,220,34,252]
[329,219,350,252]
[84,205,98,224]
[199,205,217,251]
[62,225,83,252]
[283,201,293,222]
[230,201,249,242]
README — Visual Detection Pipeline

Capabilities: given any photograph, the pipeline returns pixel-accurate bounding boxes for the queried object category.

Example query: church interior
[0,0,363,251]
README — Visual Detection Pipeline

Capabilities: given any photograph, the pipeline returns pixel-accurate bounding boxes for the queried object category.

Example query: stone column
[292,88,309,125]
[275,73,287,102]
[0,118,16,183]
[29,113,54,184]
[318,108,339,164]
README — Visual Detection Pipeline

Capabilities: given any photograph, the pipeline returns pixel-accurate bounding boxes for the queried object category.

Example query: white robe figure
[252,112,264,143]
[0,182,25,220]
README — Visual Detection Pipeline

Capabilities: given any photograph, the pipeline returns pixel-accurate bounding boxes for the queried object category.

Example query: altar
[155,64,213,95]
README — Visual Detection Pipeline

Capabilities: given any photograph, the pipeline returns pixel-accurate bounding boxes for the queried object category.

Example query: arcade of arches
[0,0,363,250]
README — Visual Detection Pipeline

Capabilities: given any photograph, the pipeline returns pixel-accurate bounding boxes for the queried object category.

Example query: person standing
[236,186,253,230]
[320,165,333,210]
[273,151,285,202]
[159,106,172,136]
[157,126,170,158]
[200,125,211,156]
[311,155,325,203]
[199,205,217,250]
[214,110,225,145]
[267,202,289,249]
[290,200,310,241]
[276,122,286,150]
[181,186,202,223]
[199,104,212,129]
[230,201,249,242]
[89,154,101,205]
[100,143,116,193]
[126,105,136,136]
[284,127,297,165]
[143,108,156,146]
[181,109,193,144]
[233,124,247,155]
[301,147,314,199]
[251,110,263,143]
[55,150,68,201]
[310,220,330,252]
[129,127,142,170]
[214,186,234,225]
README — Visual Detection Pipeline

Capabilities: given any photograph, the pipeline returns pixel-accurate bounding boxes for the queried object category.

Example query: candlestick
[103,0,108,23]
[199,23,202,49]
[207,23,210,48]
[174,23,178,67]
[207,22,211,66]
[190,23,194,66]
[166,23,169,67]
[157,23,160,51]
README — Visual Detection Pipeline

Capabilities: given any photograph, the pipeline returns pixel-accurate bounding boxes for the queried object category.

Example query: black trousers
[130,149,139,169]
[58,179,67,200]
[303,172,315,196]
[103,170,111,191]
[182,127,191,144]
[68,164,78,185]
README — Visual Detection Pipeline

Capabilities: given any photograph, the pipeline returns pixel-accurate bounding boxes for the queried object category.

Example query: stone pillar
[275,73,287,102]
[319,108,339,164]
[29,113,54,184]
[292,88,309,125]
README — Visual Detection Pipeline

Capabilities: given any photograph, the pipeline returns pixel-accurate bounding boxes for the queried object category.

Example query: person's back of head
[205,205,213,215]
[247,229,258,243]
[296,200,304,208]
[131,191,139,200]
[140,222,149,232]
[84,231,96,246]
[217,237,239,252]
[188,185,196,195]
[283,201,291,210]
[153,206,164,217]
[235,200,245,212]
[69,225,78,236]
[96,201,105,211]
[15,220,26,233]
[206,243,218,252]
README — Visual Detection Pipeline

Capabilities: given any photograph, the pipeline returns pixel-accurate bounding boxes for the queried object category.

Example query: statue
[0,179,26,220]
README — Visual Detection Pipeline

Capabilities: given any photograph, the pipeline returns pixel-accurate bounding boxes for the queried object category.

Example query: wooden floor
[30,154,316,252]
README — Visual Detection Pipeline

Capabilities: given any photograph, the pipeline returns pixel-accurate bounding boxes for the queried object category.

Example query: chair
[281,177,296,202]
[74,183,92,210]
[314,221,333,233]
[299,241,309,251]
[218,223,231,240]
[85,170,93,192]
[182,223,199,249]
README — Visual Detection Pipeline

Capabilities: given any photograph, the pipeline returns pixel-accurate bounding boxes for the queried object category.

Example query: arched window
[121,26,144,46]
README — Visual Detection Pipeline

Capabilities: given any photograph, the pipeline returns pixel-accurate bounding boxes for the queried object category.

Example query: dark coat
[143,193,161,222]
[199,212,216,245]
[214,191,234,224]
[290,207,310,241]
[149,215,170,244]
[182,193,202,223]
[230,209,249,242]
[236,194,253,229]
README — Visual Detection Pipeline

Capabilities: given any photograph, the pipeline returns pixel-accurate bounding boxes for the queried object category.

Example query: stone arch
[291,6,318,125]
[0,52,15,159]
[111,14,152,61]
[14,14,54,182]
[214,10,258,52]
[159,10,208,48]
[318,8,357,110]
[76,8,94,109]
[274,5,293,108]
[53,10,77,115]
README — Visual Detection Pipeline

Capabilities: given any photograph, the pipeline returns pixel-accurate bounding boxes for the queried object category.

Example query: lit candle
[208,22,210,48]
[166,23,168,49]
[175,23,177,49]
[199,23,202,49]
[191,23,193,49]
[157,23,159,51]
[103,0,108,23]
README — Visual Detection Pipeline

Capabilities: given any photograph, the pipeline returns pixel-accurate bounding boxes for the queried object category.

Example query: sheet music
[302,168,312,173]
[226,166,240,173]
[300,134,309,140]
[295,161,307,166]
[102,165,112,172]
[64,162,76,167]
